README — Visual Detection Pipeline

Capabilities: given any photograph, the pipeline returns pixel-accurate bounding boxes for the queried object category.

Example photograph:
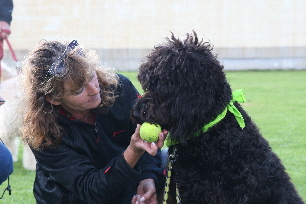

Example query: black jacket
[0,0,13,24]
[31,74,164,204]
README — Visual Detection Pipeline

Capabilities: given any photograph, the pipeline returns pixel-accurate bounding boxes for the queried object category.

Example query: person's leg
[0,142,13,184]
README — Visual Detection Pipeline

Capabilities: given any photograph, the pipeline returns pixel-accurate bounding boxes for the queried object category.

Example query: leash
[162,147,181,204]
[0,29,18,84]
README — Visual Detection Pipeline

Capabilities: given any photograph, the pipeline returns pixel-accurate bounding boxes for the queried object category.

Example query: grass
[1,145,36,203]
[1,70,305,203]
[226,71,306,201]
[226,71,306,151]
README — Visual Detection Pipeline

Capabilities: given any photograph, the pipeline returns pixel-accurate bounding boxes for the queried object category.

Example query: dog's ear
[166,79,232,144]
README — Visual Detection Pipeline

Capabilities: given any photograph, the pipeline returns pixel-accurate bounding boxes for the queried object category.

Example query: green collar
[166,89,246,147]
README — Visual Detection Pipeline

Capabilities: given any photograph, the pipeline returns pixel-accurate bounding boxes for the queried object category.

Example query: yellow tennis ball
[140,122,161,142]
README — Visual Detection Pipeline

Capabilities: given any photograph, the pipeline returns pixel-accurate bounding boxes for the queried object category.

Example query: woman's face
[59,72,101,113]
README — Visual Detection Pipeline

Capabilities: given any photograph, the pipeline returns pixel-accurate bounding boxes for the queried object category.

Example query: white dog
[0,62,36,170]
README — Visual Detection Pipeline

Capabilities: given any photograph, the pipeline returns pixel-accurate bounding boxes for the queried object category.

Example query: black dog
[131,32,304,203]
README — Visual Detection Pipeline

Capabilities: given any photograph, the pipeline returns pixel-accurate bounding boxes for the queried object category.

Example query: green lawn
[1,70,305,203]
[1,145,36,203]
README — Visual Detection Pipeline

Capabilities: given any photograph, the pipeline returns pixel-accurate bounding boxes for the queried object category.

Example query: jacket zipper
[94,123,112,162]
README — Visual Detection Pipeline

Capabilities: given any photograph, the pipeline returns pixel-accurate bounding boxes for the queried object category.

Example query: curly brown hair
[21,40,118,150]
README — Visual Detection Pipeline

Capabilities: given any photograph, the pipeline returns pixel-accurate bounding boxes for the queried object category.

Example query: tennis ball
[140,122,161,142]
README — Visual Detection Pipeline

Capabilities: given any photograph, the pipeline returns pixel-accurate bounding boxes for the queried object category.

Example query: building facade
[3,0,306,70]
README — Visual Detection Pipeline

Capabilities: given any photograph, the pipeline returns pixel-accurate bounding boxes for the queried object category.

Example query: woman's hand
[131,178,158,204]
[124,124,167,168]
[131,124,167,156]
[0,21,11,40]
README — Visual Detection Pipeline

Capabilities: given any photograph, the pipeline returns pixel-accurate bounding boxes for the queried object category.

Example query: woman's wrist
[123,145,145,168]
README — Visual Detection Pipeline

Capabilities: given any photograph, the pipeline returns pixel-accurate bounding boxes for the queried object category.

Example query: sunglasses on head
[48,40,84,77]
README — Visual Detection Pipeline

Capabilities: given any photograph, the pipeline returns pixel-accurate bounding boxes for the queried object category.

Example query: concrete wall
[2,0,306,70]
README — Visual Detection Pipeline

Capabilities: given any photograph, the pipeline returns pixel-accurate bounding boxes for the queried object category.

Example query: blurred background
[2,0,306,71]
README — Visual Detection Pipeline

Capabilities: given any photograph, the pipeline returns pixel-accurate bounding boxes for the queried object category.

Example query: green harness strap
[166,89,246,147]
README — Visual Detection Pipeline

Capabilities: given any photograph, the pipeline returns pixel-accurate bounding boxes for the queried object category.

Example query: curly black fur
[133,32,232,144]
[131,31,304,203]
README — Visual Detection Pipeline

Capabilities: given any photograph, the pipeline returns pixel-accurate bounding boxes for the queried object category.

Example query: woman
[21,40,166,204]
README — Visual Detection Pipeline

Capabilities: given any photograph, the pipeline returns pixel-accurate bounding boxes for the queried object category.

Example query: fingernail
[135,201,139,204]
[140,197,145,202]
[152,142,156,146]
